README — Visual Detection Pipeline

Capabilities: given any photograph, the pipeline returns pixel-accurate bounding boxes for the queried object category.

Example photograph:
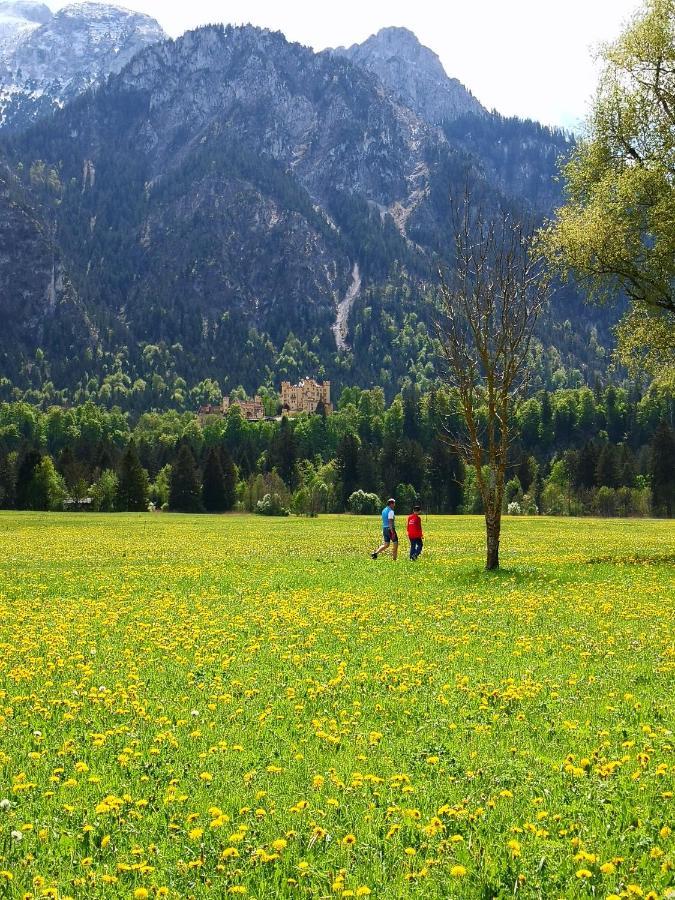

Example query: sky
[56,0,644,129]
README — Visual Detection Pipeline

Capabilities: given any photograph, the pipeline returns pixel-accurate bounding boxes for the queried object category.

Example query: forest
[1,380,673,519]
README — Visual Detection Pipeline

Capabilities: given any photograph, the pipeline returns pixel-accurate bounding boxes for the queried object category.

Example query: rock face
[0,164,93,385]
[114,25,433,210]
[333,26,485,125]
[0,1,166,129]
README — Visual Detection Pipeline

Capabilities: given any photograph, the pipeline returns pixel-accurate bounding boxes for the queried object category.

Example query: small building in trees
[199,395,265,421]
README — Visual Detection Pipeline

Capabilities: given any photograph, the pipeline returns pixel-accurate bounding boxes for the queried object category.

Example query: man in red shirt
[407,502,424,560]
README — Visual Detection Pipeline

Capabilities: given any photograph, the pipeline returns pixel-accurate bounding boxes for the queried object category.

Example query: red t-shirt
[407,513,423,539]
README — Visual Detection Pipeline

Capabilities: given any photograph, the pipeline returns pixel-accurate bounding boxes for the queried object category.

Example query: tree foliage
[541,0,675,377]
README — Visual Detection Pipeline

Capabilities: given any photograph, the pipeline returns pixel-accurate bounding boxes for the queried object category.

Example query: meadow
[0,512,673,900]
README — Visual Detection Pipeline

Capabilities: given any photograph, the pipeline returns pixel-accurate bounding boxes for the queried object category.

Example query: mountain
[0,2,50,50]
[0,20,616,410]
[0,1,165,130]
[333,26,485,125]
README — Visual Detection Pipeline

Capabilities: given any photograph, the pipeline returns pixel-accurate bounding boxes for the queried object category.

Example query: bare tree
[436,194,549,570]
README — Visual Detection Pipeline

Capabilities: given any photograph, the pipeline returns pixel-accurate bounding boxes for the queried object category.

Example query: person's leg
[392,538,398,560]
[409,540,414,560]
[372,540,391,558]
[416,538,423,558]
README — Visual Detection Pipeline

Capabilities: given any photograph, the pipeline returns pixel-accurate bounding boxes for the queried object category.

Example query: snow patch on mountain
[0,0,166,129]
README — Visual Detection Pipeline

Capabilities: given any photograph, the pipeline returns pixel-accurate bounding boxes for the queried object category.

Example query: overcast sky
[56,0,643,129]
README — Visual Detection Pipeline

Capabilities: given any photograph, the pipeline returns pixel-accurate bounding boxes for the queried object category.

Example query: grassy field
[0,512,673,899]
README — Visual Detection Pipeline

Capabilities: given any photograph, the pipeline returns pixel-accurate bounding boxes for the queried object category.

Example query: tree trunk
[485,510,501,570]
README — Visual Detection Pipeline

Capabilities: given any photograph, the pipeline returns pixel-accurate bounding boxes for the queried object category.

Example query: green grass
[0,512,673,899]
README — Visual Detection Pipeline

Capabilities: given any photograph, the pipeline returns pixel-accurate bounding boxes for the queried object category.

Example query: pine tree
[268,417,298,489]
[576,442,599,489]
[618,443,637,488]
[169,444,202,512]
[516,455,537,493]
[650,421,675,517]
[117,442,149,512]
[539,390,554,449]
[202,448,227,512]
[15,449,42,510]
[336,432,360,510]
[0,453,16,509]
[595,444,620,488]
[221,448,237,512]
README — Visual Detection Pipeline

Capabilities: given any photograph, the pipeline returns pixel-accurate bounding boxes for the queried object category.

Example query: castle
[199,395,265,421]
[198,380,332,420]
[281,379,332,415]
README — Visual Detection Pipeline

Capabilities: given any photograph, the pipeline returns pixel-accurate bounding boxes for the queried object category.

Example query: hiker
[407,502,423,560]
[371,498,398,560]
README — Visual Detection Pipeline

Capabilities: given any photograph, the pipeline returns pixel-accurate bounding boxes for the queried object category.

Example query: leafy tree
[348,490,381,515]
[256,493,289,516]
[169,444,202,513]
[149,464,172,510]
[117,442,149,512]
[90,469,119,512]
[541,0,675,379]
[395,482,418,512]
[32,456,66,511]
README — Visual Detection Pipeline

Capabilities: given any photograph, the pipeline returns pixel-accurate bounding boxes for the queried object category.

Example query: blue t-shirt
[382,506,394,529]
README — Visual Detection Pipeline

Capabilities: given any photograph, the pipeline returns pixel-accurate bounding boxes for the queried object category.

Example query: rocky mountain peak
[0,1,50,24]
[333,25,485,125]
[0,1,49,53]
[0,0,166,130]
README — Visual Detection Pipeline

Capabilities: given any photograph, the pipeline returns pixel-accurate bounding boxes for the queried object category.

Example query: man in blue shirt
[371,498,398,560]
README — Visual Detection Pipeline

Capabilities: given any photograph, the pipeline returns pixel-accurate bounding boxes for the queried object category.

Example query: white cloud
[53,0,643,127]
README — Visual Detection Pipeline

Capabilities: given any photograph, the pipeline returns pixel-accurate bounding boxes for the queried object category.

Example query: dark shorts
[383,527,398,543]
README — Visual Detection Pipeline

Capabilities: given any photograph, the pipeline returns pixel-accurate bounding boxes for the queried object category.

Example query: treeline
[0,382,673,517]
